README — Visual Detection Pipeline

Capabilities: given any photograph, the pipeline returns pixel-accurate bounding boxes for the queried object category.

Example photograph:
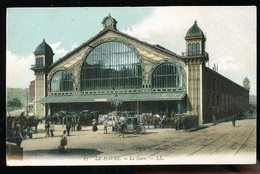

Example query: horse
[7,114,37,139]
[15,113,41,134]
[142,114,161,128]
[158,117,175,128]
[25,116,41,133]
[103,119,117,134]
[103,116,127,138]
[141,114,152,128]
[151,115,161,128]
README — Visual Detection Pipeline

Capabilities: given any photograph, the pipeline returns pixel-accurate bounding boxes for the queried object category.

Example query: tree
[249,104,256,115]
[7,97,23,108]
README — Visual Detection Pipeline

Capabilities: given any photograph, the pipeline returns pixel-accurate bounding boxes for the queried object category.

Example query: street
[9,118,256,165]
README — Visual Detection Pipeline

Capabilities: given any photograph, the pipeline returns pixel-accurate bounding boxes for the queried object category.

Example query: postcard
[6,6,256,166]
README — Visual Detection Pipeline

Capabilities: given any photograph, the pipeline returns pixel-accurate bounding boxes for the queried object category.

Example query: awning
[37,91,186,104]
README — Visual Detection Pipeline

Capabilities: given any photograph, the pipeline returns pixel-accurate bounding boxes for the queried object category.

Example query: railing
[31,64,45,69]
[181,51,208,58]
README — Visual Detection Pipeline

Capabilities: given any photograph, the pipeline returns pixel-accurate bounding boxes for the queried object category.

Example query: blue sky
[7,7,152,57]
[6,7,256,95]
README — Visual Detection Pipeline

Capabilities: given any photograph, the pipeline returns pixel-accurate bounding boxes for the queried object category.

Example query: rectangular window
[213,93,215,106]
[207,75,210,89]
[207,93,210,106]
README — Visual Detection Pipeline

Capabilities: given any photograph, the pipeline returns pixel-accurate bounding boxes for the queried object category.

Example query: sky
[6,7,256,95]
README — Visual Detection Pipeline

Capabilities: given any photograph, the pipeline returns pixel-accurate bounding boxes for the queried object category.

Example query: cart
[125,116,146,134]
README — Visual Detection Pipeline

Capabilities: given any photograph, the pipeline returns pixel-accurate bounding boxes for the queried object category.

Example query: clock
[105,18,112,26]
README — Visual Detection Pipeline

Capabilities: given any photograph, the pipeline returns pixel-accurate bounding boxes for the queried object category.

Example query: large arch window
[51,71,74,92]
[81,41,142,90]
[152,64,183,88]
[188,43,200,56]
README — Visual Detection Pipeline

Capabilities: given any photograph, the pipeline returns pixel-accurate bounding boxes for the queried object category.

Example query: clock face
[105,18,112,26]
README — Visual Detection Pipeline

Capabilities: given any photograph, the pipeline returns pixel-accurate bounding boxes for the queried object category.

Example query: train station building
[31,14,249,124]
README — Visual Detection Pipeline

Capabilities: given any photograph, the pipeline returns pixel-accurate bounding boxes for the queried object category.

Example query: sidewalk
[186,122,216,132]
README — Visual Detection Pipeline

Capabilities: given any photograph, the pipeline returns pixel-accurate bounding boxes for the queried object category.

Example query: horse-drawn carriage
[76,111,99,130]
[124,116,146,134]
[103,111,146,136]
[141,113,161,128]
[141,113,185,130]
[50,110,99,131]
[6,113,42,145]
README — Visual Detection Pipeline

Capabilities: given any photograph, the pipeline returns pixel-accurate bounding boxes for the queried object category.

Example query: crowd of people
[8,108,244,152]
[43,118,99,151]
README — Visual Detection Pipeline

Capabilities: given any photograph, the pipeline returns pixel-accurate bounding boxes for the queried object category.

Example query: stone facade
[202,68,249,123]
[29,80,35,102]
[35,73,45,117]
[31,40,53,117]
[47,31,186,96]
[32,16,249,124]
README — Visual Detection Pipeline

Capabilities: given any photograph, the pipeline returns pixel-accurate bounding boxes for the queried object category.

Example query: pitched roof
[34,39,54,55]
[204,67,247,91]
[185,21,205,39]
[243,77,250,83]
[49,28,183,69]
[37,91,186,103]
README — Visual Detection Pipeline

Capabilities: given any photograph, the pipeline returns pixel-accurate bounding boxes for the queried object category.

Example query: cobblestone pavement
[16,118,256,165]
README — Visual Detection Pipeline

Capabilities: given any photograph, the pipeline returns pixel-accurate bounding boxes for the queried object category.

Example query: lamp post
[110,93,122,117]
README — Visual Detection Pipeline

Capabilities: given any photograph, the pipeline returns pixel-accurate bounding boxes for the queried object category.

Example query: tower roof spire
[185,20,205,39]
[34,39,53,55]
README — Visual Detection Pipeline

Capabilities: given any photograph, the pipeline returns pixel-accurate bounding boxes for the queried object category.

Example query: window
[207,92,210,106]
[226,84,228,93]
[213,93,215,106]
[217,94,220,106]
[207,75,210,89]
[196,43,200,54]
[51,71,74,92]
[188,43,200,56]
[188,44,192,56]
[36,57,43,67]
[152,64,182,88]
[81,41,142,90]
[212,78,215,91]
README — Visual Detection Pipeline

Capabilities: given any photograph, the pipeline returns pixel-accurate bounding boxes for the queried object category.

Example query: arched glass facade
[152,64,182,88]
[188,43,200,56]
[81,41,142,90]
[51,71,74,92]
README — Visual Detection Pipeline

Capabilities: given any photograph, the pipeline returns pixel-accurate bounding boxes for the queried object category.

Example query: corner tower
[185,21,207,60]
[243,77,250,91]
[183,21,209,125]
[31,39,54,117]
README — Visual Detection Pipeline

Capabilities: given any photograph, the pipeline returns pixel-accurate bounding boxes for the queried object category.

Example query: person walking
[58,130,67,151]
[66,118,71,136]
[45,122,50,137]
[212,115,217,126]
[62,116,65,128]
[92,119,98,132]
[50,122,55,137]
[232,115,236,127]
